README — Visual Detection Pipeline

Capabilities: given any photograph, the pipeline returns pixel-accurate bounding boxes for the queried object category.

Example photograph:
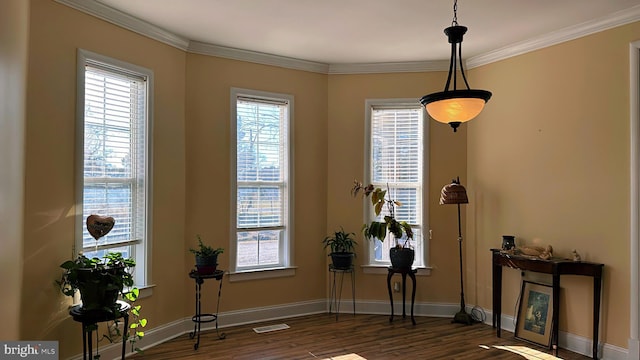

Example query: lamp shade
[422,89,491,124]
[440,179,468,205]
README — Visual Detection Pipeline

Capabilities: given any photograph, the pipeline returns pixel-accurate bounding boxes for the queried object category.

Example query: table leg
[336,271,345,320]
[195,280,203,350]
[409,271,417,325]
[387,271,394,322]
[593,275,602,359]
[215,277,226,340]
[401,273,408,319]
[493,260,503,337]
[190,280,197,340]
[329,270,336,317]
[552,274,560,356]
[351,270,356,317]
[87,326,93,360]
[121,314,129,359]
[81,324,87,360]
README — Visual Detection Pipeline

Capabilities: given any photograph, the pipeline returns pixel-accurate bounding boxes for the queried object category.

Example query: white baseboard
[629,338,640,360]
[68,300,629,360]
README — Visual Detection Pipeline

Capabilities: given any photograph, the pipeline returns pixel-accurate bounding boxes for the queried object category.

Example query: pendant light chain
[451,0,458,26]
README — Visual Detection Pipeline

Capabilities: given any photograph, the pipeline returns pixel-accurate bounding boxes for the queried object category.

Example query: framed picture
[515,281,554,348]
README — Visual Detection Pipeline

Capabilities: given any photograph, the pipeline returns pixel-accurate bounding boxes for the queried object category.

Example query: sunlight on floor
[487,345,563,359]
[319,354,367,360]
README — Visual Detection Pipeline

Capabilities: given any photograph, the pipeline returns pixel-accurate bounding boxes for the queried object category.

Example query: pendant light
[420,0,492,132]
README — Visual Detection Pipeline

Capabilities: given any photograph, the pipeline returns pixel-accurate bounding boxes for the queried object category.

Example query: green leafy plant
[58,252,134,299]
[322,227,357,254]
[351,180,413,248]
[57,251,147,353]
[190,235,224,257]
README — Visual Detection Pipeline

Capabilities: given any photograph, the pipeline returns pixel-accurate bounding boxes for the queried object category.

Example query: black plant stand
[189,269,226,350]
[386,267,417,325]
[69,300,130,360]
[328,264,355,320]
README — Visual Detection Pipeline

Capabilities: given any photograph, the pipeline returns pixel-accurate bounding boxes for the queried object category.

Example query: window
[231,88,293,275]
[364,99,428,268]
[76,49,152,287]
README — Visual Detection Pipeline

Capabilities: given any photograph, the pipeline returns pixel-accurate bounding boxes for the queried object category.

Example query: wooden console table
[491,249,603,359]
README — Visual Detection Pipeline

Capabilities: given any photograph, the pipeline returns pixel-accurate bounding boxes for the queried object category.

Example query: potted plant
[190,234,224,275]
[323,227,357,269]
[351,180,415,269]
[57,214,147,353]
[58,252,135,311]
[58,252,146,350]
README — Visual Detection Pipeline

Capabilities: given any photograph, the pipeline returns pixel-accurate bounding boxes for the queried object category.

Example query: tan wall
[184,54,328,311]
[23,0,186,357]
[326,72,467,302]
[0,0,29,340]
[16,0,639,356]
[468,22,640,348]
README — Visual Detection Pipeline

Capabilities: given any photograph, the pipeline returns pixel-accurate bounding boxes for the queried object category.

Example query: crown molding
[467,4,640,69]
[187,41,329,74]
[57,0,640,74]
[55,0,190,50]
[328,60,449,74]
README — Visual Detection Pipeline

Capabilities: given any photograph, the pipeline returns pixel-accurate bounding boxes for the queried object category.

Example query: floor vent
[252,323,290,333]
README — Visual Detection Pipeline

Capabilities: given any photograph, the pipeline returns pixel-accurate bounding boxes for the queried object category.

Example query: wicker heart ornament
[86,214,115,240]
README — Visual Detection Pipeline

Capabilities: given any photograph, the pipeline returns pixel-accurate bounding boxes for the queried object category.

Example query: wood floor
[130,313,594,360]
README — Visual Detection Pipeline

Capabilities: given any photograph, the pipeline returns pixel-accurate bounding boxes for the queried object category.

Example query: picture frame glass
[515,281,554,347]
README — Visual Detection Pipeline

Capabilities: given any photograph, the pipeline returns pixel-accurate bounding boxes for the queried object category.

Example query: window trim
[75,49,154,290]
[229,87,295,280]
[362,98,430,273]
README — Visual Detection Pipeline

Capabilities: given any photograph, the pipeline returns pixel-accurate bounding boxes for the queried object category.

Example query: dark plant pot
[330,252,354,269]
[195,254,218,275]
[390,247,414,269]
[76,267,122,311]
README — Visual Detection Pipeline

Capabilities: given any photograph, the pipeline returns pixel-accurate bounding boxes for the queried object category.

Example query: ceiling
[95,0,640,65]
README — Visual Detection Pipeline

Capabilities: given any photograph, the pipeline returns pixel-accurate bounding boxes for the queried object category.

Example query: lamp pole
[453,202,473,325]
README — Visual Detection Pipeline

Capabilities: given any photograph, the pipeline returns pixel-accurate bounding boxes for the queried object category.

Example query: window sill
[228,267,297,282]
[361,265,432,276]
[136,284,155,299]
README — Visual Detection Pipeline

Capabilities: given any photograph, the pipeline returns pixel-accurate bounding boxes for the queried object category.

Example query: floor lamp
[440,177,473,325]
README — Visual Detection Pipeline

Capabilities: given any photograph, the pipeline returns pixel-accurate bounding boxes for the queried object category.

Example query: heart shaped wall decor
[86,215,115,240]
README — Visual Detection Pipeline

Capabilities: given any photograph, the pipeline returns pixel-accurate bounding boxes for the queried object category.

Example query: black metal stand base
[452,308,474,325]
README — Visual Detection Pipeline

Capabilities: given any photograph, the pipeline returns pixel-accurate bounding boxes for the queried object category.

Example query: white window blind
[233,91,291,271]
[368,102,425,266]
[77,50,151,286]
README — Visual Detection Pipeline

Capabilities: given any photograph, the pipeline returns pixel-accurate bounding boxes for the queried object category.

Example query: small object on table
[69,300,130,360]
[386,267,417,325]
[572,249,582,262]
[189,269,226,350]
[507,244,554,260]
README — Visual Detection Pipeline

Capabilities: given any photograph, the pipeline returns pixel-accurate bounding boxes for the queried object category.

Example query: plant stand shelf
[387,267,417,325]
[189,269,226,350]
[69,300,130,360]
[328,264,355,320]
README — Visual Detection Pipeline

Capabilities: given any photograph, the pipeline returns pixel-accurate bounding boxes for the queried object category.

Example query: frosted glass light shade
[420,88,492,131]
[426,97,486,124]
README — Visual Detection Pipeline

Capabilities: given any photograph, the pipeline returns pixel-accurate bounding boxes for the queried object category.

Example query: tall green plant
[351,180,413,248]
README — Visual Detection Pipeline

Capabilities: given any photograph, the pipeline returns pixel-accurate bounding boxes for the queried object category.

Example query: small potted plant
[322,227,357,269]
[351,180,415,269]
[190,234,224,275]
